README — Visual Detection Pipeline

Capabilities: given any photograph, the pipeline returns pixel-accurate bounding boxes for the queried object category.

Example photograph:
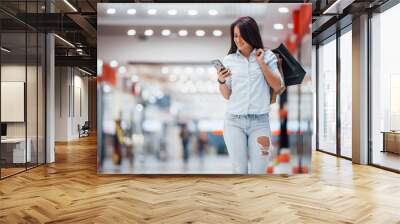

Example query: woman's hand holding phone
[217,68,231,83]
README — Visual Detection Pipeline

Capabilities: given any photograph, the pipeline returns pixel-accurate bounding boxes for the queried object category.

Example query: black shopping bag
[272,43,306,86]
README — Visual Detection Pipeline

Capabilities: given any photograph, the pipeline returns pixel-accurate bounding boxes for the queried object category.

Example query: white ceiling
[97,3,272,23]
[97,3,311,65]
[97,3,311,101]
[97,3,305,42]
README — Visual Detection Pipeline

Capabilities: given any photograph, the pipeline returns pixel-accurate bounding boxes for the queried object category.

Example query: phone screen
[211,60,225,71]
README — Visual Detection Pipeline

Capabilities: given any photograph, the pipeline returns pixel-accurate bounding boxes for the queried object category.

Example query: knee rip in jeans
[257,136,270,149]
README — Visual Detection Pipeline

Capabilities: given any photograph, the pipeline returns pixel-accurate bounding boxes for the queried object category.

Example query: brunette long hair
[228,16,264,54]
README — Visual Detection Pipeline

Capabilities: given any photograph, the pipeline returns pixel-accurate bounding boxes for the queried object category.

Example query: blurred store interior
[97,3,313,174]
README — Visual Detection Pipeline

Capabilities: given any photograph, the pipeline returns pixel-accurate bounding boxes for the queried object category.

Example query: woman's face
[234,25,252,52]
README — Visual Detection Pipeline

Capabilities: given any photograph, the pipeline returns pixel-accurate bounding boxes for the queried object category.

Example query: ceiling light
[208,9,218,16]
[110,60,118,68]
[169,74,177,82]
[287,23,294,29]
[173,67,182,74]
[178,30,188,37]
[131,75,139,82]
[136,104,143,112]
[212,30,222,37]
[278,7,289,13]
[1,47,11,53]
[118,66,127,74]
[106,8,116,15]
[273,23,284,30]
[78,67,93,76]
[161,29,171,36]
[195,30,205,37]
[188,10,198,16]
[322,0,351,15]
[161,67,169,74]
[184,67,193,74]
[147,9,157,15]
[63,0,78,12]
[127,29,136,36]
[168,9,177,15]
[76,48,83,52]
[180,75,188,82]
[127,8,136,15]
[195,67,205,74]
[54,34,75,48]
[144,29,154,36]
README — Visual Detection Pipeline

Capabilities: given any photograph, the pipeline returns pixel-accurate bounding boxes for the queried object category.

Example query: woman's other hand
[217,68,231,82]
[256,48,264,64]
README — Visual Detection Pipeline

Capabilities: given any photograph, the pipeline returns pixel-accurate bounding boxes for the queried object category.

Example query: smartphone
[211,59,226,71]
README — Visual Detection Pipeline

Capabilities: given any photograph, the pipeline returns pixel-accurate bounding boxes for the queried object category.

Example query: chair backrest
[83,121,90,129]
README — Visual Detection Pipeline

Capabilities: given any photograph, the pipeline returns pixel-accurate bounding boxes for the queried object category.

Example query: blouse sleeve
[264,50,284,87]
[264,50,280,75]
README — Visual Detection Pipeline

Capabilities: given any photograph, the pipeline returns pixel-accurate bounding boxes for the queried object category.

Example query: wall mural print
[97,3,312,174]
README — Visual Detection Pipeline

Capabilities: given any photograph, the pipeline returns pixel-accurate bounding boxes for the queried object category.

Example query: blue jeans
[182,140,189,163]
[223,113,272,174]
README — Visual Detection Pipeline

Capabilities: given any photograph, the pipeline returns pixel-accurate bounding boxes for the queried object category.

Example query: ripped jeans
[223,113,272,174]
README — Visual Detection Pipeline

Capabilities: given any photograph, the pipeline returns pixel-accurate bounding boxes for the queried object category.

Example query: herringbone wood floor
[1,135,400,224]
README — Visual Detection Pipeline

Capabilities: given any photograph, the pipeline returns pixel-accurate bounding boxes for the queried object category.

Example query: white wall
[312,45,316,151]
[71,73,89,138]
[1,66,26,130]
[1,64,46,163]
[1,65,39,138]
[1,65,26,141]
[55,67,68,141]
[55,67,89,141]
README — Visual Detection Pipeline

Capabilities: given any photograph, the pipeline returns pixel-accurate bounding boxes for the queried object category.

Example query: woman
[279,103,289,154]
[217,16,283,174]
[179,123,191,164]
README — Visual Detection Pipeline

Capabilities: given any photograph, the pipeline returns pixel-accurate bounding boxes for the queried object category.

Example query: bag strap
[269,53,286,104]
